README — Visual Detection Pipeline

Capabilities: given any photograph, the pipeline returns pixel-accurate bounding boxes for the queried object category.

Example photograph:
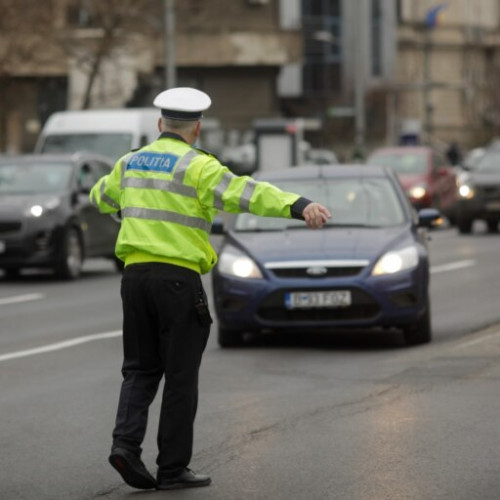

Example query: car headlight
[27,204,44,217]
[372,246,419,276]
[24,198,61,217]
[408,185,427,199]
[218,244,263,279]
[458,184,475,199]
[456,173,475,199]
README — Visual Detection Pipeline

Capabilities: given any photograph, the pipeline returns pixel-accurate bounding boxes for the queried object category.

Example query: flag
[425,3,448,29]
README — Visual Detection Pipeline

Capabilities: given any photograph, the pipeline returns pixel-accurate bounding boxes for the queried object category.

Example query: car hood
[0,193,62,216]
[467,171,500,186]
[227,225,411,263]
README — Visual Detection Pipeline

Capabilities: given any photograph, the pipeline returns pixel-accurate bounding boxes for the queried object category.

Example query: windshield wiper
[234,227,283,233]
[324,223,382,228]
[283,222,382,229]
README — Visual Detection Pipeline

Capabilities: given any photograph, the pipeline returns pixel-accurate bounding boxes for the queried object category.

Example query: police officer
[90,87,331,491]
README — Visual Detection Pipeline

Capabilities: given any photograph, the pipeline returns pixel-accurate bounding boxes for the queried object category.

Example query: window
[302,0,342,98]
[235,177,405,230]
[67,0,99,28]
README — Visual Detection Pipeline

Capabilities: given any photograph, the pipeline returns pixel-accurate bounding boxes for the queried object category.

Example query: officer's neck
[159,131,194,145]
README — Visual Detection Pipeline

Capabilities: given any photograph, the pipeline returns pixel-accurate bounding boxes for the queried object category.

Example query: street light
[164,0,176,88]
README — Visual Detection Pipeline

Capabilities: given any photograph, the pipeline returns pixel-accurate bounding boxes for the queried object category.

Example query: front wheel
[457,217,473,234]
[403,298,432,346]
[487,220,499,233]
[54,227,83,280]
[218,327,244,348]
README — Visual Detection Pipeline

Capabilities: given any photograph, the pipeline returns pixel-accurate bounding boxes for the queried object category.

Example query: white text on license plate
[285,290,352,309]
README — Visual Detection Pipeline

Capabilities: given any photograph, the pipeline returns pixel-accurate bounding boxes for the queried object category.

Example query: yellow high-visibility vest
[90,133,300,274]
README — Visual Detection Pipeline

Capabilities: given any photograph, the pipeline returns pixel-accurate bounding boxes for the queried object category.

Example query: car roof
[0,152,113,165]
[253,164,394,182]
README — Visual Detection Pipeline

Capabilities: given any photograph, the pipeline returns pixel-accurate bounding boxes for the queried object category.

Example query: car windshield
[0,161,73,194]
[234,177,406,231]
[40,133,132,160]
[473,151,500,173]
[367,152,427,175]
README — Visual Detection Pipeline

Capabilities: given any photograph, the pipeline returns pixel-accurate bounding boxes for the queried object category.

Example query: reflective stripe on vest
[121,206,212,233]
[123,177,197,198]
[213,174,258,211]
[240,179,258,211]
[100,180,120,209]
[120,154,133,189]
[122,149,199,197]
[173,150,199,183]
[213,173,232,210]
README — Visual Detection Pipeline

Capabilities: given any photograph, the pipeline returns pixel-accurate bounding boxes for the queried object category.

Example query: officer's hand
[302,202,332,229]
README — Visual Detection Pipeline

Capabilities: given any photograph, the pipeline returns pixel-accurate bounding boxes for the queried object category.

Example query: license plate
[486,201,500,211]
[285,290,352,309]
[0,241,5,254]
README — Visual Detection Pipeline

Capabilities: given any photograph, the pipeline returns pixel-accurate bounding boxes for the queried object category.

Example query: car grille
[269,266,364,278]
[476,185,500,199]
[0,221,22,234]
[257,288,380,321]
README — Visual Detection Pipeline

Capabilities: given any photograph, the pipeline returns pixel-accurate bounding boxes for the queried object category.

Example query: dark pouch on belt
[195,299,213,327]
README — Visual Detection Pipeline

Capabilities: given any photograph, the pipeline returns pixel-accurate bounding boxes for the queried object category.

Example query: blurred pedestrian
[89,87,331,491]
[446,141,462,165]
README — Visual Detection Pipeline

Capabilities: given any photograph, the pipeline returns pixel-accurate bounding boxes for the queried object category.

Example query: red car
[366,146,458,222]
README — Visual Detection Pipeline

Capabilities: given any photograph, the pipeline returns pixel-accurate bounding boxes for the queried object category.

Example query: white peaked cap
[153,87,212,120]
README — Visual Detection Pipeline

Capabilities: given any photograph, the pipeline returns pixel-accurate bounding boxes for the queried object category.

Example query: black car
[455,148,500,233]
[0,153,120,279]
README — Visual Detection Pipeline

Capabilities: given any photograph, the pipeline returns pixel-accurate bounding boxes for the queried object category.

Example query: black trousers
[112,262,211,477]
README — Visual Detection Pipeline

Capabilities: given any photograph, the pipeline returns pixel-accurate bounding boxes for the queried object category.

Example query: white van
[34,108,161,161]
[35,108,223,162]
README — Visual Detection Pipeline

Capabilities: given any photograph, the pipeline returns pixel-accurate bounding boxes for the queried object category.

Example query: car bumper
[0,220,63,269]
[456,199,500,221]
[212,267,428,333]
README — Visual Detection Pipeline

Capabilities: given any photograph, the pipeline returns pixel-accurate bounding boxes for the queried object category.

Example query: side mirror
[418,208,441,228]
[211,216,225,235]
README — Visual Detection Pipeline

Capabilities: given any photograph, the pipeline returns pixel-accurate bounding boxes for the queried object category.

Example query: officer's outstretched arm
[198,159,299,218]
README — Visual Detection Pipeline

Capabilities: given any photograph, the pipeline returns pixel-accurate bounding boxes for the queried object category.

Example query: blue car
[211,165,440,347]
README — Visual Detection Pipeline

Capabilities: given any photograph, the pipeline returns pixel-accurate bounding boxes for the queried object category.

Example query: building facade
[2,0,500,155]
[394,0,500,149]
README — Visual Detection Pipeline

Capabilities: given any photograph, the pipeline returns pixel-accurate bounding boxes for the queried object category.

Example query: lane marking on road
[0,330,122,363]
[0,293,45,306]
[430,259,476,275]
[455,330,500,350]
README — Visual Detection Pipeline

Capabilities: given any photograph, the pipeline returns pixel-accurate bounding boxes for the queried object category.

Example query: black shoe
[108,447,157,490]
[157,468,211,490]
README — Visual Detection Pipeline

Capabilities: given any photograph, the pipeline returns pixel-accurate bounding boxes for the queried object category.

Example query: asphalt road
[1,222,500,500]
